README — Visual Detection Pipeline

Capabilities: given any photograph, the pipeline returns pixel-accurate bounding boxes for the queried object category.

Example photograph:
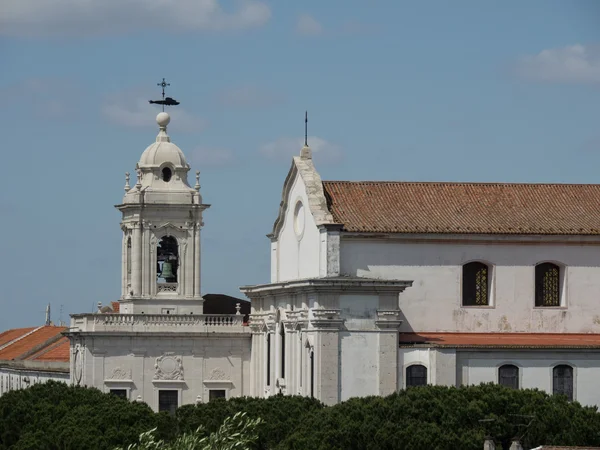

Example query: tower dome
[138,112,189,169]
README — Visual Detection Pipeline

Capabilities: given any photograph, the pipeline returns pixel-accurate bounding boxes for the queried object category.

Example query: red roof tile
[323,181,600,235]
[28,337,70,362]
[111,302,120,313]
[399,332,600,349]
[0,327,36,348]
[0,326,67,360]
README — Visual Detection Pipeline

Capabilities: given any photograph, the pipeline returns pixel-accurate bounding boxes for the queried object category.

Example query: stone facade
[243,141,600,408]
[66,112,251,412]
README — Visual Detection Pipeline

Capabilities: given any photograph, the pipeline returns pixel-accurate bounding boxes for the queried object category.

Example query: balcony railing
[69,313,247,333]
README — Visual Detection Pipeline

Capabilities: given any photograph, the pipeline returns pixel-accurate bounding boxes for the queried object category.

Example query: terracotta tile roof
[322,181,600,235]
[0,327,36,348]
[0,326,67,361]
[398,332,600,349]
[111,302,120,313]
[26,336,70,362]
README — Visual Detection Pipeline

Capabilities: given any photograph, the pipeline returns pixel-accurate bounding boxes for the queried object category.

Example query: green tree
[176,395,323,450]
[278,384,600,450]
[0,381,171,450]
[116,412,262,450]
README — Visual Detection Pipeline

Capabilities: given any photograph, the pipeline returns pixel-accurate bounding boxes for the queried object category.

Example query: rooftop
[399,332,600,349]
[0,326,69,362]
[322,181,600,235]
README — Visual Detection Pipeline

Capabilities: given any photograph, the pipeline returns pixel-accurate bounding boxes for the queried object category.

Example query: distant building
[0,326,69,396]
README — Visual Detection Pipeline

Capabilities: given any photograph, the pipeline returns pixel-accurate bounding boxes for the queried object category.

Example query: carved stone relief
[154,353,184,380]
[108,367,132,380]
[208,367,227,381]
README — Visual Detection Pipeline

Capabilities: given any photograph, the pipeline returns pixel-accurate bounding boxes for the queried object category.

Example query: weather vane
[149,78,180,111]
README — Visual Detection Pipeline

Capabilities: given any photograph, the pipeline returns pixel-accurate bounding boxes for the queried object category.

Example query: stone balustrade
[69,313,247,333]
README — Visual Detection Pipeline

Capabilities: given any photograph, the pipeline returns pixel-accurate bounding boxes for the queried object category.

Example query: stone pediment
[269,156,336,240]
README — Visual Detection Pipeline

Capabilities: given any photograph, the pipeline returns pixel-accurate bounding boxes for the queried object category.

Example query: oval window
[162,167,172,182]
[294,201,305,236]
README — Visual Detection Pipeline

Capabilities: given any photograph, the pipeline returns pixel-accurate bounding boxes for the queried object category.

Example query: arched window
[462,262,490,306]
[535,263,560,307]
[162,167,172,182]
[553,365,573,401]
[406,364,427,387]
[498,364,519,389]
[126,237,132,276]
[157,236,179,284]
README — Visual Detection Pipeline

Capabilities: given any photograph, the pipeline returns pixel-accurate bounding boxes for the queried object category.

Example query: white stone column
[131,222,143,297]
[194,223,201,299]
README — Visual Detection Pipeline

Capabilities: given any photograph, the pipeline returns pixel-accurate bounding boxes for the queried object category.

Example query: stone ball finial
[156,112,171,128]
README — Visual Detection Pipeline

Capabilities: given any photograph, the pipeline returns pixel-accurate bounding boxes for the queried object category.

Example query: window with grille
[498,365,519,389]
[535,263,560,307]
[462,262,490,306]
[158,390,178,415]
[209,389,226,401]
[406,364,427,387]
[553,365,573,401]
[110,389,127,399]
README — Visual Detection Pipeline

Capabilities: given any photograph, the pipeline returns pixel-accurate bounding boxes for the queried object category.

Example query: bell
[160,262,175,282]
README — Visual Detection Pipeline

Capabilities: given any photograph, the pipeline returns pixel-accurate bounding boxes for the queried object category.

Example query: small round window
[162,167,172,182]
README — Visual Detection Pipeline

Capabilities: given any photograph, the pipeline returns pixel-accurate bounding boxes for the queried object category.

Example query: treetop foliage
[1,381,600,450]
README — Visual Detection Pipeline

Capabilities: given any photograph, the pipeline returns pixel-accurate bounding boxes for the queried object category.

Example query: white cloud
[102,95,207,132]
[1,0,271,37]
[259,136,342,164]
[516,44,600,84]
[190,147,236,167]
[296,14,323,37]
[217,85,283,108]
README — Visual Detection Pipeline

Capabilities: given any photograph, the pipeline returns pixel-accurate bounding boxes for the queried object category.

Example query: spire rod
[304,111,308,146]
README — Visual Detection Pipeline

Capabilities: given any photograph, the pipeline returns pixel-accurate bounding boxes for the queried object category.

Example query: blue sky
[1,1,599,330]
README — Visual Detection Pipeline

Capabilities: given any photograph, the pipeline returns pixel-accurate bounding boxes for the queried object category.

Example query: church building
[66,110,600,411]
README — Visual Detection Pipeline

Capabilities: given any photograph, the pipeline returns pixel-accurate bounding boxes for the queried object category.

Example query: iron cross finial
[158,78,170,100]
[304,111,308,146]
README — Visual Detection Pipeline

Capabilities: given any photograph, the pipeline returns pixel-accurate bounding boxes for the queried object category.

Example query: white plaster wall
[276,174,321,282]
[339,294,378,330]
[0,368,69,396]
[340,332,378,401]
[457,350,600,407]
[340,239,600,333]
[79,334,251,411]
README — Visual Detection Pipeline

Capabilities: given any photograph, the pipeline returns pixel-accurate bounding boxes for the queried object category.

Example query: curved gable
[269,155,335,240]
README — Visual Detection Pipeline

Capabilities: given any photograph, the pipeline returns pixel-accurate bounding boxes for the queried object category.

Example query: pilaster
[376,310,403,396]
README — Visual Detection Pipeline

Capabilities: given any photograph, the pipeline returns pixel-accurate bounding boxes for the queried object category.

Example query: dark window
[406,364,427,387]
[280,325,285,379]
[463,262,489,306]
[162,167,172,182]
[498,365,519,389]
[266,334,271,386]
[310,350,314,398]
[535,263,560,306]
[209,389,226,401]
[110,389,127,399]
[553,365,573,401]
[158,390,178,415]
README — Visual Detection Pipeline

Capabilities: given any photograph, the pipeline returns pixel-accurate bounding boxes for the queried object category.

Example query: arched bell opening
[157,236,179,286]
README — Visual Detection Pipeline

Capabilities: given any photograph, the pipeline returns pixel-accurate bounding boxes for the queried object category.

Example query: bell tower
[116,111,209,314]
